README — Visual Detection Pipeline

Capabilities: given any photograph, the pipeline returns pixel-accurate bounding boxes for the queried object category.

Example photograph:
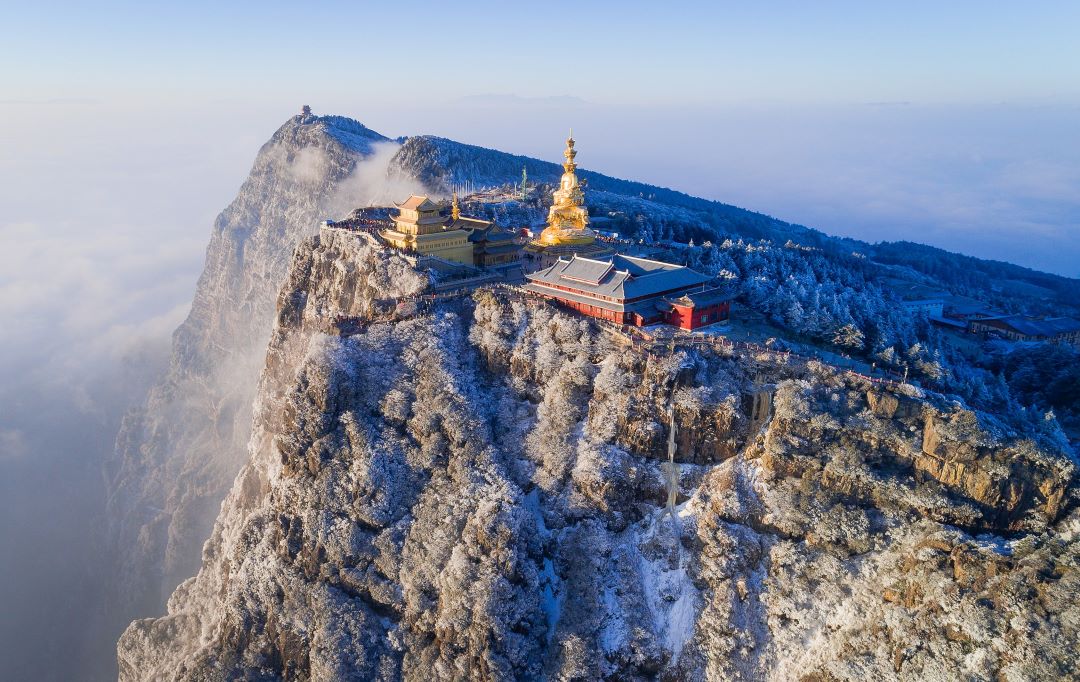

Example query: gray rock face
[119,236,1079,681]
[105,114,398,618]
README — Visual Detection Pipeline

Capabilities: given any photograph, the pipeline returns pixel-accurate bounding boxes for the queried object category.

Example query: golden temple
[379,195,476,264]
[379,193,523,268]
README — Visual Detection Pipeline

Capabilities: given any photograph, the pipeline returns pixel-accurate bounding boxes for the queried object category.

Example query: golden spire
[451,191,460,221]
[563,130,577,174]
[534,131,595,247]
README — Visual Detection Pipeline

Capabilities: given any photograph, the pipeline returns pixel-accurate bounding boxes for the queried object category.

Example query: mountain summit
[109,113,1079,680]
[107,113,391,620]
[105,112,853,624]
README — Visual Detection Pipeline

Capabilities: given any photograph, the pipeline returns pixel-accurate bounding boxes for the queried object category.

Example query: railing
[431,271,503,293]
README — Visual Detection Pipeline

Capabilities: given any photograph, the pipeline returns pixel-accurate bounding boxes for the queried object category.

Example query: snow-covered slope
[118,230,1078,680]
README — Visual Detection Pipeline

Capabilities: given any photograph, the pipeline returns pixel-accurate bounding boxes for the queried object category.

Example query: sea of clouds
[0,100,254,680]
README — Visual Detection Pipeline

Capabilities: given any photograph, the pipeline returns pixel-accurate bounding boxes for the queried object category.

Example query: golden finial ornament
[451,191,461,221]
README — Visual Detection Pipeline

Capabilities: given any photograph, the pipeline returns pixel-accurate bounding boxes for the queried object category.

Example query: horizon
[2,98,1077,416]
[4,1,1080,279]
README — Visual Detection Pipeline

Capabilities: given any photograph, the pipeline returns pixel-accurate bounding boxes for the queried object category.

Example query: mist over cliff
[105,113,417,622]
[99,111,1077,678]
[102,111,865,640]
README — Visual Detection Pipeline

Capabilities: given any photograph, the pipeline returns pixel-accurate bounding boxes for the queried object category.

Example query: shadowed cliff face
[105,114,397,621]
[119,232,1078,681]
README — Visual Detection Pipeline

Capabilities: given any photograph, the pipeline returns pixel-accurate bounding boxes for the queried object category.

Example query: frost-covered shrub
[529,357,594,493]
[772,380,813,422]
[811,504,872,555]
[380,387,411,425]
[674,384,712,413]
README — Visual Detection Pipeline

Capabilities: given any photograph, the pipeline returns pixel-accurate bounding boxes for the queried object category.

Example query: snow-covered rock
[105,112,834,632]
[118,237,1079,681]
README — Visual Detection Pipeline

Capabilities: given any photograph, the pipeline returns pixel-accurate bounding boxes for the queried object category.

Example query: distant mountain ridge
[390,135,840,247]
[388,134,1078,303]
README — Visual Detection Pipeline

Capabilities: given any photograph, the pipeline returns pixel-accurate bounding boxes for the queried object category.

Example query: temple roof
[666,287,734,308]
[477,242,521,255]
[450,216,493,231]
[560,257,614,284]
[467,224,517,243]
[396,195,439,211]
[526,254,711,301]
[522,282,665,315]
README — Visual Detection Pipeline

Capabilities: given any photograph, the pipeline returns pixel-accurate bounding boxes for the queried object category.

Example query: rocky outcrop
[867,388,919,419]
[121,243,1078,680]
[756,380,1073,534]
[580,341,754,465]
[105,111,911,649]
[917,410,1071,529]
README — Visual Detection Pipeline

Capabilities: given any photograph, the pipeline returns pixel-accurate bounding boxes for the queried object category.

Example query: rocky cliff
[119,230,1079,681]
[105,112,845,629]
[105,113,401,618]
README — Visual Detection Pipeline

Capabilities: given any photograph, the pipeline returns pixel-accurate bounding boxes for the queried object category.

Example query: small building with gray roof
[969,314,1080,347]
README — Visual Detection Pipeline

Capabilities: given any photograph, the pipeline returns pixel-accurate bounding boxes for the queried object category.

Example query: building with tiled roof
[524,254,730,328]
[380,194,475,265]
[942,295,1000,320]
[465,222,522,268]
[664,288,735,330]
[969,314,1080,347]
[396,195,439,211]
[380,194,523,268]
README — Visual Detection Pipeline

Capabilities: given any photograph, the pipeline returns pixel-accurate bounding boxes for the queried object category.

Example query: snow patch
[637,501,700,663]
[526,489,562,644]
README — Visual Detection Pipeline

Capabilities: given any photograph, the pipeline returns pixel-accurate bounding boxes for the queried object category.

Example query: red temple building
[524,254,731,330]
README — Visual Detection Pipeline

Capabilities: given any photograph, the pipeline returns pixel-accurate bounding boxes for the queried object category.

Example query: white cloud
[0,219,198,394]
[328,141,432,214]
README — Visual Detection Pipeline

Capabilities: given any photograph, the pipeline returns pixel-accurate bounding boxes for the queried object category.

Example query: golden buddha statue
[536,132,596,246]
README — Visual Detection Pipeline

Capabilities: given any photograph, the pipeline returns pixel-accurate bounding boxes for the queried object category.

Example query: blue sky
[2,0,1078,391]
[5,1,1080,105]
